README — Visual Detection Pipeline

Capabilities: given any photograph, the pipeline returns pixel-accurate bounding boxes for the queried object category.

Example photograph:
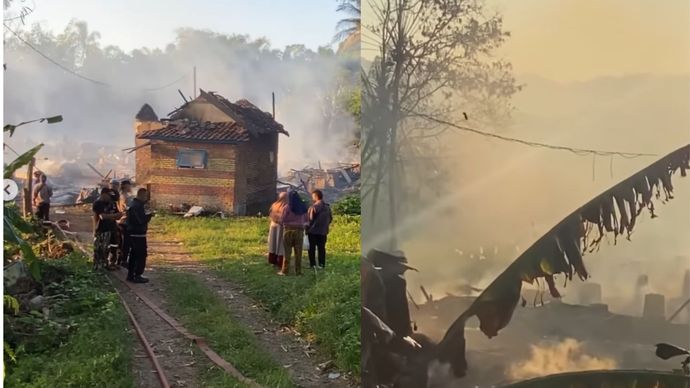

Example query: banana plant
[4,143,44,280]
[437,144,690,379]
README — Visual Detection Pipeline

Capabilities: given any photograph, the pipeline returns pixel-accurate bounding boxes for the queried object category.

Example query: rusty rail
[49,221,263,388]
[108,277,172,388]
[110,271,263,388]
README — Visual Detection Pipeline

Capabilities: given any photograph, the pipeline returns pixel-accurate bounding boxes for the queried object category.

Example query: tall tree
[334,0,361,52]
[361,0,521,251]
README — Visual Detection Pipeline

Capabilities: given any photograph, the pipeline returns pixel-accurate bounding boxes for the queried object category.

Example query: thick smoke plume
[4,21,359,183]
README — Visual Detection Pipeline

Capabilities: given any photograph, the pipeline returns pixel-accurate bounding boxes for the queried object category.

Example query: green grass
[4,253,134,388]
[160,271,294,388]
[154,215,361,376]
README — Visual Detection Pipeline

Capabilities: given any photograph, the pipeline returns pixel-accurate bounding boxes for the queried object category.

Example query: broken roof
[135,103,159,121]
[169,89,289,137]
[136,120,250,144]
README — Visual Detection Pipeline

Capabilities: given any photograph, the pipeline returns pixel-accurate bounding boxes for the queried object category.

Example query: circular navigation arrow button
[4,179,19,201]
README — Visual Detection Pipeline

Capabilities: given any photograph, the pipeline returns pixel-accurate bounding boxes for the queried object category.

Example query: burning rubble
[278,162,360,203]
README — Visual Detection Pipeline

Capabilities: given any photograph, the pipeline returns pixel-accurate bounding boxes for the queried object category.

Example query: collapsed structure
[133,90,289,215]
[279,163,360,202]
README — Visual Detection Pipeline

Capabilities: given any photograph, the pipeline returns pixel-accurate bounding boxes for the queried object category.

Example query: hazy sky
[5,0,343,51]
[363,0,690,82]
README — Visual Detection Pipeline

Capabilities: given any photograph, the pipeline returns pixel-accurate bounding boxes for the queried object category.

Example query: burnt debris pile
[279,163,360,202]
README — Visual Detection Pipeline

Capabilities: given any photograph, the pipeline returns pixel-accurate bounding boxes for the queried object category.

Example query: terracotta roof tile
[136,120,250,144]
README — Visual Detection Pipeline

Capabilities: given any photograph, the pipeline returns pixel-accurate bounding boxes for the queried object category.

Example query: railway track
[49,222,263,388]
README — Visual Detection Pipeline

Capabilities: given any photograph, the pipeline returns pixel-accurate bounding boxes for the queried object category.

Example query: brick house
[133,89,289,215]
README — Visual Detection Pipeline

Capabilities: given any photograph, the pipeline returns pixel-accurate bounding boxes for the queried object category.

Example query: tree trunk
[23,158,35,217]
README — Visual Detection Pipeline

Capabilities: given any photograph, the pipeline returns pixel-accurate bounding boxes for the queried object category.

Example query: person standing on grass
[92,188,123,271]
[32,172,53,222]
[127,188,154,283]
[307,189,332,269]
[278,191,308,276]
[267,192,288,268]
[117,180,134,267]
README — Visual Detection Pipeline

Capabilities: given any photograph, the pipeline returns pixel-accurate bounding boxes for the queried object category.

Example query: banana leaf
[3,144,44,280]
[439,144,690,376]
[3,143,43,179]
[4,204,33,234]
[3,215,41,280]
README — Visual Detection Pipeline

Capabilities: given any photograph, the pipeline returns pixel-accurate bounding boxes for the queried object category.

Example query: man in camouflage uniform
[92,188,122,270]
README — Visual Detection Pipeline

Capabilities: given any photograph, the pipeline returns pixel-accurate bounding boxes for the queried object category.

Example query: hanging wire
[412,112,659,159]
[4,22,188,92]
[4,22,109,86]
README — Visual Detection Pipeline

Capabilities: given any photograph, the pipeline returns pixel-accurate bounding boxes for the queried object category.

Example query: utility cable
[413,112,658,158]
[4,22,187,92]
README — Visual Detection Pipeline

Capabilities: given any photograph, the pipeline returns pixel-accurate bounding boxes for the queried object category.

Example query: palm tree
[334,0,361,52]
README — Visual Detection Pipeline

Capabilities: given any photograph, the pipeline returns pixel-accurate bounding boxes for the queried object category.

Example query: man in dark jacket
[127,188,154,283]
[307,189,333,269]
[92,187,123,270]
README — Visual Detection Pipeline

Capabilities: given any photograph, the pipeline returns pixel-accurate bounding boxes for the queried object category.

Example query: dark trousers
[35,203,50,221]
[308,233,327,268]
[119,226,131,265]
[128,236,147,278]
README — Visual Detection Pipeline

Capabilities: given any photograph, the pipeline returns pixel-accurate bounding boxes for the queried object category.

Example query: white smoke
[507,338,617,381]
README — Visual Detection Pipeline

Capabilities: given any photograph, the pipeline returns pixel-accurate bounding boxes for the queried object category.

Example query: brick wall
[134,117,280,216]
[136,139,237,213]
[238,132,278,215]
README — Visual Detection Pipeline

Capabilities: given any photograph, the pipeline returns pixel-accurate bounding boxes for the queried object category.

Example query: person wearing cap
[117,180,134,267]
[32,172,53,221]
[92,187,123,270]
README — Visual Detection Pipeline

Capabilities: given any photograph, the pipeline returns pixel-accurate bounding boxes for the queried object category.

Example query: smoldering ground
[382,73,690,386]
[4,21,359,179]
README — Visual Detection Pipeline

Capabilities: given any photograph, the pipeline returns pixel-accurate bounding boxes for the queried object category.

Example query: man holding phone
[127,188,155,283]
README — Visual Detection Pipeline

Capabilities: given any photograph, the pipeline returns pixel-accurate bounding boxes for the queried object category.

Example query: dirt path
[147,225,352,388]
[56,206,352,388]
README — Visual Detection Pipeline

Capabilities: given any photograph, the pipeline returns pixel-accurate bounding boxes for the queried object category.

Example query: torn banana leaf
[3,143,43,179]
[438,144,690,377]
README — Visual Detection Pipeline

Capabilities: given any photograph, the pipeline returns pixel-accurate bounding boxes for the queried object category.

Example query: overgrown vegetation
[155,215,361,376]
[4,253,134,387]
[332,193,361,216]
[3,140,132,385]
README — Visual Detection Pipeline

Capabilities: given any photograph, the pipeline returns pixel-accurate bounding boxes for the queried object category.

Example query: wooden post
[23,158,35,216]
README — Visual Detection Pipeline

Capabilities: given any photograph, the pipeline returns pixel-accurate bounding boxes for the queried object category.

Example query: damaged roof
[136,120,250,144]
[170,89,289,137]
